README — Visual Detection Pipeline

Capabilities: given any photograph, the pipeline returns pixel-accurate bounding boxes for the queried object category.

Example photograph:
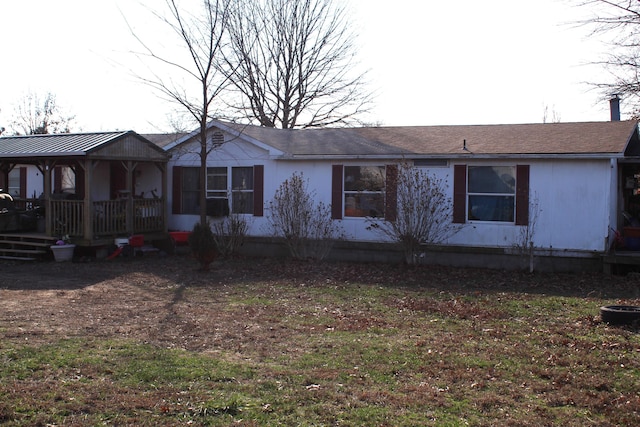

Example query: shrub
[367,162,459,264]
[211,213,249,257]
[188,220,218,270]
[267,172,344,260]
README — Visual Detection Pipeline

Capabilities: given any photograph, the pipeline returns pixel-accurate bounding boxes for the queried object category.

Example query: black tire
[600,305,640,325]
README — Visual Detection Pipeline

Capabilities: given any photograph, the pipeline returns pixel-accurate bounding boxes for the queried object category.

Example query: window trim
[343,165,386,218]
[453,164,529,225]
[467,165,516,223]
[230,166,254,215]
[172,165,263,216]
[331,164,397,220]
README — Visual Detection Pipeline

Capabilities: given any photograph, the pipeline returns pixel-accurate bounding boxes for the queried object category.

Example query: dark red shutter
[453,164,467,224]
[515,164,530,226]
[331,165,343,219]
[172,166,182,214]
[253,165,264,216]
[19,167,27,198]
[385,164,398,221]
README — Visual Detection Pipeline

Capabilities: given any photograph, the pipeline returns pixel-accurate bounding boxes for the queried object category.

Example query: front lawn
[0,257,638,425]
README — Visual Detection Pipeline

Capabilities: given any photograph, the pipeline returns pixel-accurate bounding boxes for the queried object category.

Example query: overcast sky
[0,0,614,134]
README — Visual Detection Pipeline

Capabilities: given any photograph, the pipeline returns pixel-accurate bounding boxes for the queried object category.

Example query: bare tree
[222,0,372,129]
[577,0,640,116]
[9,91,75,135]
[128,0,233,224]
[542,104,562,123]
[367,162,459,265]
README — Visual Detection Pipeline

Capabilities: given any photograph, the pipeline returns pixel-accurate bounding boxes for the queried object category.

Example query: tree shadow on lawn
[1,254,640,301]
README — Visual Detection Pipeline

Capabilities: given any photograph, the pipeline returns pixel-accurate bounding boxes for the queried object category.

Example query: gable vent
[210,131,224,146]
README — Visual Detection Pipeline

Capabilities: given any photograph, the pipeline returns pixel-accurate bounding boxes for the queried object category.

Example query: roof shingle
[217,120,639,158]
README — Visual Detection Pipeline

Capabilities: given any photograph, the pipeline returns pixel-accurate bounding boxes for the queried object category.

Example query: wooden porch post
[82,160,93,242]
[125,160,135,235]
[160,163,168,233]
[0,162,8,191]
[43,160,53,236]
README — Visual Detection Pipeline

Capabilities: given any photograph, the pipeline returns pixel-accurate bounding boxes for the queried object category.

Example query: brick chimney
[610,95,621,121]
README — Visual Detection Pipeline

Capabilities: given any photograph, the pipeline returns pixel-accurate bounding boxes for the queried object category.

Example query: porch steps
[0,234,58,261]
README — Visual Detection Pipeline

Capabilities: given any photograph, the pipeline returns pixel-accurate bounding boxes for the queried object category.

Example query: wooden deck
[0,233,58,261]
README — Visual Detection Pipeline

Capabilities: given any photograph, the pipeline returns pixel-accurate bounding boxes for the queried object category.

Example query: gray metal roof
[0,131,130,157]
[0,131,169,162]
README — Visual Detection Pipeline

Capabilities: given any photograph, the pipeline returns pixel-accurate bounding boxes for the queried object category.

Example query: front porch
[0,131,170,248]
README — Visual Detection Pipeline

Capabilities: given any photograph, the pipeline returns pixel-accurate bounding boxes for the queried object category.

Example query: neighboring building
[165,119,640,271]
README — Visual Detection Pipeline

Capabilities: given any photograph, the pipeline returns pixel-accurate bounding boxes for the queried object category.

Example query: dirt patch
[1,255,639,350]
[2,255,640,425]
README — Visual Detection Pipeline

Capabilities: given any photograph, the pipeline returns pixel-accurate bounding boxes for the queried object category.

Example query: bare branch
[9,91,75,135]
[577,0,640,115]
[222,0,373,129]
[127,0,234,223]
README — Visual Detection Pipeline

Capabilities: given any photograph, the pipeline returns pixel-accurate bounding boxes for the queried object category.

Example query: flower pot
[50,244,76,262]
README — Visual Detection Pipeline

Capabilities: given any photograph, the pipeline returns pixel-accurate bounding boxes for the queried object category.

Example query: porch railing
[51,200,84,237]
[93,200,127,236]
[133,198,164,233]
[48,198,165,239]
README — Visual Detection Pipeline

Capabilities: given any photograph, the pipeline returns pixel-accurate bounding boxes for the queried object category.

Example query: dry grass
[0,255,639,425]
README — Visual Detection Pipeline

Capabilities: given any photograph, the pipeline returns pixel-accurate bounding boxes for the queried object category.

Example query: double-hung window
[467,166,516,222]
[174,166,262,215]
[343,166,386,218]
[207,167,227,199]
[453,164,529,225]
[181,168,201,214]
[231,167,254,214]
[7,168,21,198]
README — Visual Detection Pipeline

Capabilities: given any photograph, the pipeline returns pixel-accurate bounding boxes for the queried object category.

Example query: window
[467,166,515,222]
[174,166,262,215]
[343,166,385,217]
[181,168,201,214]
[453,164,529,225]
[7,169,21,197]
[231,167,254,214]
[207,167,227,199]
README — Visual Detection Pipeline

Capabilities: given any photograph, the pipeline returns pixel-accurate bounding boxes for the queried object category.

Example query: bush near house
[188,220,218,270]
[267,172,344,260]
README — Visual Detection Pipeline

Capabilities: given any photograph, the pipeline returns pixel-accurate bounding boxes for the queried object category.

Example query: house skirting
[238,237,603,273]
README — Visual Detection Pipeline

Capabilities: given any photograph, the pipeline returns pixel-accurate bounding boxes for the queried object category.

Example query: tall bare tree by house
[577,0,640,116]
[9,91,75,135]
[223,0,372,128]
[130,0,234,224]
